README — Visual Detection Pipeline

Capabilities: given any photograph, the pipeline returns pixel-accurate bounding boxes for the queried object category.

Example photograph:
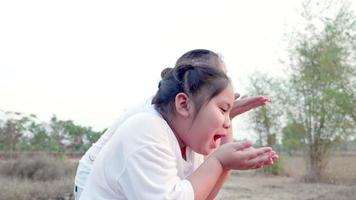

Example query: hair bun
[160,67,173,78]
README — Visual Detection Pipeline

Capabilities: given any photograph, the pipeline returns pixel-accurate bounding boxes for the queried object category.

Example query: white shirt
[79,106,204,200]
[74,99,152,189]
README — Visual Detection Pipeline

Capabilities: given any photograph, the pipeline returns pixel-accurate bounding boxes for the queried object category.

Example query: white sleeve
[118,144,195,200]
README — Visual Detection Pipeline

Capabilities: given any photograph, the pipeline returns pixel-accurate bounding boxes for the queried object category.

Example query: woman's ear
[175,92,193,118]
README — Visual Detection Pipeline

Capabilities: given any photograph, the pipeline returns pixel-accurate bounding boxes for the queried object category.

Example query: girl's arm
[204,126,233,200]
[187,141,278,200]
[192,94,273,199]
[204,94,271,199]
[186,153,224,200]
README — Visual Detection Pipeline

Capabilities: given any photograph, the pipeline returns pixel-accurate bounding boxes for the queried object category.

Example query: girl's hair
[159,49,223,79]
[152,63,230,121]
[175,49,221,68]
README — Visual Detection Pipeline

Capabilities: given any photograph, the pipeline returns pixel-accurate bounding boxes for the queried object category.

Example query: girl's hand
[230,94,271,119]
[212,140,278,170]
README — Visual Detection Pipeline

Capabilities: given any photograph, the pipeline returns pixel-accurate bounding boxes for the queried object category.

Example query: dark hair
[152,64,230,121]
[160,49,224,79]
[175,49,222,69]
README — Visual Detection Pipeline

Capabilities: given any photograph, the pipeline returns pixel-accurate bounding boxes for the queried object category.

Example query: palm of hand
[230,95,271,118]
[214,142,278,170]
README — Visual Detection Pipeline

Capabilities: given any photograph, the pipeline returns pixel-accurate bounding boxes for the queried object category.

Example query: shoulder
[116,109,172,145]
[123,109,168,132]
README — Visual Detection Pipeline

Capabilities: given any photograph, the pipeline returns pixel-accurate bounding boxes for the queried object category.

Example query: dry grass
[217,153,356,200]
[282,154,356,184]
[0,177,74,200]
[0,153,77,200]
[0,153,355,200]
[217,172,356,200]
[0,154,74,181]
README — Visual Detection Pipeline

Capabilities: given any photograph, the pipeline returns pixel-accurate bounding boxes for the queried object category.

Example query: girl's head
[153,49,228,118]
[152,64,229,119]
[152,50,234,155]
[175,49,227,73]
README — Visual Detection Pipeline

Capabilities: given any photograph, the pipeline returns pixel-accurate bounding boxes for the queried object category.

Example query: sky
[0,0,340,140]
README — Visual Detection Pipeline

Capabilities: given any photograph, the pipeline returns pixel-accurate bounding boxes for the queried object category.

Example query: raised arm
[230,93,271,118]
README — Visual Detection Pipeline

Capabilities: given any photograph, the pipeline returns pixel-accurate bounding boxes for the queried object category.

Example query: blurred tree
[0,119,22,152]
[48,115,66,152]
[247,72,284,147]
[51,118,103,152]
[286,0,356,181]
[0,110,102,153]
[29,121,50,151]
[247,72,285,175]
[0,115,30,156]
[84,127,103,144]
[63,120,103,152]
[62,120,85,151]
[79,127,104,153]
[281,122,306,155]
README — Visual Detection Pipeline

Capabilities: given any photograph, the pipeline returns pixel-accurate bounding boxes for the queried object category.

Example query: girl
[79,62,277,199]
[74,51,270,200]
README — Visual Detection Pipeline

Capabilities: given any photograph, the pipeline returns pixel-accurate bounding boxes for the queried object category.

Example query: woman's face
[181,84,234,155]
